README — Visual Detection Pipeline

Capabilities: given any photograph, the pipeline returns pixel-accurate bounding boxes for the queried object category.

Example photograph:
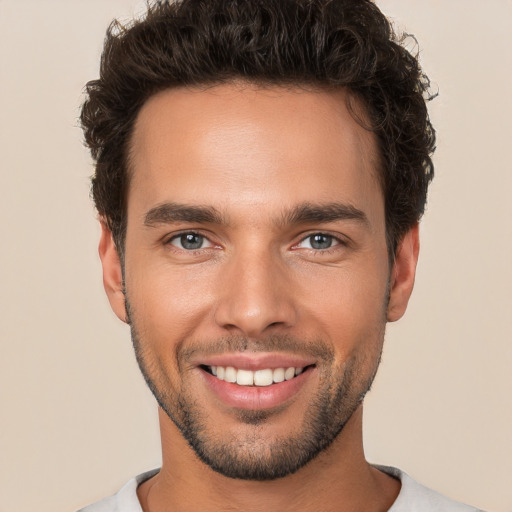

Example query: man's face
[101,84,414,480]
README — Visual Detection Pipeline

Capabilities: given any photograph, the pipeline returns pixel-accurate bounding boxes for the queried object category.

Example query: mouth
[198,359,317,410]
[201,364,313,386]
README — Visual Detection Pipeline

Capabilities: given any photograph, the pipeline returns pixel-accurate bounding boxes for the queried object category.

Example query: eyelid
[293,232,347,250]
[162,229,348,252]
[165,230,217,250]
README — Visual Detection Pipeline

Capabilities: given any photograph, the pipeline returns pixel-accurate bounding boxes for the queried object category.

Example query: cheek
[126,259,217,347]
[302,264,388,355]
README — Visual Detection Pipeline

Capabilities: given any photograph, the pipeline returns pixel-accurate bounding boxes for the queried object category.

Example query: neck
[137,406,400,512]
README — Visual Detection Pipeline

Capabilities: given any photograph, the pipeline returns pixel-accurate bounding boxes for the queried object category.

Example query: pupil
[181,233,203,249]
[311,234,332,250]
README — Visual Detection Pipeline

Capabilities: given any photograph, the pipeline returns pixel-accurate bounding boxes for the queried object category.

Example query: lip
[198,364,316,410]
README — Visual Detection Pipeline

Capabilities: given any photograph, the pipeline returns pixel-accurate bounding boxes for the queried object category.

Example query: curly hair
[81,0,436,259]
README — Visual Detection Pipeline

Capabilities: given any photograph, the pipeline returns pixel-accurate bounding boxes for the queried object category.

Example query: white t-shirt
[78,466,484,511]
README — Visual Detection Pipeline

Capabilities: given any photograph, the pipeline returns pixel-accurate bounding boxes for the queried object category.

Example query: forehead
[128,83,382,223]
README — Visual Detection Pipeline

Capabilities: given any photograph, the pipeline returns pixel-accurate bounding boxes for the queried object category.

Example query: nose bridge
[214,240,296,336]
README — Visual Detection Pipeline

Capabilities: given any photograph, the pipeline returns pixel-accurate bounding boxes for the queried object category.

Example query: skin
[99,83,419,511]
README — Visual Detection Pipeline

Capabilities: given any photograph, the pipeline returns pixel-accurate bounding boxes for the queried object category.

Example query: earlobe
[387,224,420,322]
[98,220,129,324]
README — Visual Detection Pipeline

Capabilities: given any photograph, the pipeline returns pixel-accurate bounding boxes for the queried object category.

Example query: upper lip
[194,353,316,371]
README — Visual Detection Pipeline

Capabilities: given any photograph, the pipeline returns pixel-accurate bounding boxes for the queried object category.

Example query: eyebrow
[144,202,226,227]
[279,202,369,228]
[143,201,369,229]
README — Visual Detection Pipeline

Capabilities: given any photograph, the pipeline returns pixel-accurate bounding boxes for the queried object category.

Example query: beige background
[0,1,511,511]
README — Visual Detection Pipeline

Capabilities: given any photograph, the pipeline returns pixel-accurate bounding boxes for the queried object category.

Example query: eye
[297,233,340,250]
[168,232,213,250]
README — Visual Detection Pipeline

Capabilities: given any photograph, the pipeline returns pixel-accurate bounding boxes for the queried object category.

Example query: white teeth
[236,369,254,386]
[209,365,306,386]
[224,366,237,383]
[272,367,285,383]
[284,367,296,380]
[254,369,273,386]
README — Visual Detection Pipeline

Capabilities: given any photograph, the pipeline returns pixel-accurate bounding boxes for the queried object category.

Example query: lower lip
[200,367,314,410]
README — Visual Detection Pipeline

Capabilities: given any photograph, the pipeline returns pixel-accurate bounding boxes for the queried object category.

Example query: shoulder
[77,493,118,512]
[376,465,485,512]
[77,469,159,512]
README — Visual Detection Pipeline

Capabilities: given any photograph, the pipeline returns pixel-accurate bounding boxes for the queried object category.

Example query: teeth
[224,366,237,383]
[209,365,306,386]
[273,367,285,383]
[254,369,273,386]
[284,367,296,380]
[236,369,254,386]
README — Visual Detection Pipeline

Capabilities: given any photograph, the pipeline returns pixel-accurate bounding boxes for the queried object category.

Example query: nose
[213,246,297,338]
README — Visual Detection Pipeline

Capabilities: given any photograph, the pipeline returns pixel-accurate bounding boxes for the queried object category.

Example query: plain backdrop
[0,1,511,511]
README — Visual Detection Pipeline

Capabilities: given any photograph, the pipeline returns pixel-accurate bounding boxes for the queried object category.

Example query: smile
[206,365,305,386]
[197,355,317,409]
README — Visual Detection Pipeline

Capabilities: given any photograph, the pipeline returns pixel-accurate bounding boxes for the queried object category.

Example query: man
[78,0,483,510]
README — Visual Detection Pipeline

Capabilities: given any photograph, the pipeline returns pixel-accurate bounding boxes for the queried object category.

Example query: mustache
[178,334,334,363]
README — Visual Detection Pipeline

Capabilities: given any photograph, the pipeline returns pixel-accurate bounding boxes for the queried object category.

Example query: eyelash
[164,231,347,254]
[165,231,216,252]
[293,233,346,252]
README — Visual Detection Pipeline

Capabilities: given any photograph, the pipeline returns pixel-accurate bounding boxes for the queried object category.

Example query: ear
[98,220,129,324]
[387,224,420,322]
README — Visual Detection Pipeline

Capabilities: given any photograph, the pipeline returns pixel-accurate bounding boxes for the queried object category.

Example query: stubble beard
[125,298,385,481]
